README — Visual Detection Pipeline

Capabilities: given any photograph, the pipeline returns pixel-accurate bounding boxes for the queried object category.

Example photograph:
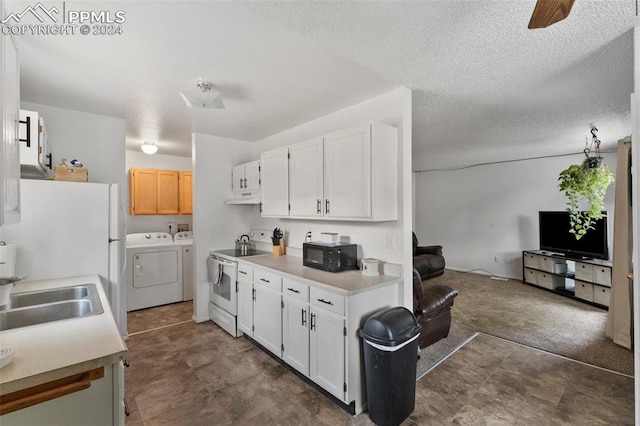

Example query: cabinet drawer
[575,262,594,282]
[523,253,539,269]
[283,278,309,302]
[538,256,560,273]
[524,268,538,285]
[238,263,253,281]
[254,269,282,293]
[575,281,594,302]
[593,266,612,287]
[593,286,611,307]
[536,272,563,290]
[310,287,345,316]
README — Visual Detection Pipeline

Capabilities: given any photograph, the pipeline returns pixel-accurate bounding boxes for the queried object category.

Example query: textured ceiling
[242,0,638,170]
[8,1,639,169]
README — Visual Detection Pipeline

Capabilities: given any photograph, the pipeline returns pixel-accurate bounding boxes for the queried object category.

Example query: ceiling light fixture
[141,140,158,155]
[179,80,225,109]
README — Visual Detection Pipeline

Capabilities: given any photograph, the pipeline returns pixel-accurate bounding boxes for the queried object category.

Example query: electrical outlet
[166,222,176,233]
[177,224,189,232]
[386,234,396,249]
[494,256,500,263]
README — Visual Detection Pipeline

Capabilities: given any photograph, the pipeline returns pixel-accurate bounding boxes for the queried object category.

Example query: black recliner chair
[413,232,445,281]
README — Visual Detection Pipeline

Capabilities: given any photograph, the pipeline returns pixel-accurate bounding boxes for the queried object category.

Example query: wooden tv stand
[522,250,612,309]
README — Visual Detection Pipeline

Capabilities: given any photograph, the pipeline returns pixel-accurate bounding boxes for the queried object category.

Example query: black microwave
[302,242,358,273]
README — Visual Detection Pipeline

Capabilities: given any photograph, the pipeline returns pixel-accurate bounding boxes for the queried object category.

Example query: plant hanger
[558,126,615,240]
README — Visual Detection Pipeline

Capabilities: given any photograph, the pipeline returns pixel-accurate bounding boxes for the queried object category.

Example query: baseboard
[445,267,520,281]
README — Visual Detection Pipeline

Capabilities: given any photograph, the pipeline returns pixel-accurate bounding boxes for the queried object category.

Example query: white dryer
[174,231,194,301]
[126,232,183,311]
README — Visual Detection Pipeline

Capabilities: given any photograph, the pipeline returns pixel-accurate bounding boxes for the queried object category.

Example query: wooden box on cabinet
[54,166,88,182]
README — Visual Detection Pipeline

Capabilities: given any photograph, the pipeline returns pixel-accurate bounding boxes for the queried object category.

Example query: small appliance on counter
[361,258,379,276]
[303,242,358,273]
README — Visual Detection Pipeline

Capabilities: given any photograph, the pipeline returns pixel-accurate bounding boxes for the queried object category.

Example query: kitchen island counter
[240,254,400,295]
[0,274,127,396]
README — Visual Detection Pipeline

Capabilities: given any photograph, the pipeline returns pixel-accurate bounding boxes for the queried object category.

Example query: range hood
[224,191,261,205]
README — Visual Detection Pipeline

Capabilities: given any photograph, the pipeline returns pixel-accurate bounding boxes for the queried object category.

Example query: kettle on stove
[236,234,253,255]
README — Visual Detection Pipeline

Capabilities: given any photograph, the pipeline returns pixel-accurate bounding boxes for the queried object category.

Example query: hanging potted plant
[558,128,614,240]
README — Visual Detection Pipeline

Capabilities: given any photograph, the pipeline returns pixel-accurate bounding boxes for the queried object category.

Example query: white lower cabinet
[3,362,124,426]
[310,306,346,401]
[241,261,399,414]
[282,296,310,375]
[237,277,253,336]
[253,282,282,356]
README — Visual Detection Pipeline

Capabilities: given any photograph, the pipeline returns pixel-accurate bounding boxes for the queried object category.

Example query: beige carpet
[416,270,634,377]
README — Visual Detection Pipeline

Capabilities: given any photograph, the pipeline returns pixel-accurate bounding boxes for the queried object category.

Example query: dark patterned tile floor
[125,305,634,425]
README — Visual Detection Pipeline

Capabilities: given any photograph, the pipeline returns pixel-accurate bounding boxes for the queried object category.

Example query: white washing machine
[125,232,183,311]
[174,231,194,301]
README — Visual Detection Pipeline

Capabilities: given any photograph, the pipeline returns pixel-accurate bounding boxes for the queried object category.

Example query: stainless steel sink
[0,284,103,331]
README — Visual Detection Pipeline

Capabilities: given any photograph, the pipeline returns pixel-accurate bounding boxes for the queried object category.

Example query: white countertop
[240,255,400,295]
[0,275,128,396]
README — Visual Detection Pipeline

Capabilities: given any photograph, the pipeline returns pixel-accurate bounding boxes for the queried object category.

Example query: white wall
[414,152,618,279]
[21,102,125,187]
[125,150,192,234]
[192,133,255,322]
[251,87,413,307]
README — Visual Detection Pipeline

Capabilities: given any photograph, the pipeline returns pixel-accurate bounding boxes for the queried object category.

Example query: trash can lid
[359,306,421,347]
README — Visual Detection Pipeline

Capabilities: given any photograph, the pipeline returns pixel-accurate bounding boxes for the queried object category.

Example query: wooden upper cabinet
[156,170,179,214]
[129,168,157,215]
[179,171,193,215]
[129,168,190,216]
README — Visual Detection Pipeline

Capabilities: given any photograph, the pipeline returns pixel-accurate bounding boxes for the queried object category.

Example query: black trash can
[359,306,421,426]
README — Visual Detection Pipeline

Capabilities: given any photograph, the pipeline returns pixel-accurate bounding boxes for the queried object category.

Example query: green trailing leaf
[558,157,614,240]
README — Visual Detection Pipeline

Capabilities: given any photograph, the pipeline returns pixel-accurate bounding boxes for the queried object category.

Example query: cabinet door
[1,29,20,225]
[290,137,324,217]
[232,165,245,192]
[157,170,179,214]
[179,171,193,215]
[324,124,371,218]
[129,168,157,215]
[244,160,261,191]
[283,297,310,376]
[310,307,345,401]
[253,283,282,356]
[237,278,254,336]
[261,147,289,217]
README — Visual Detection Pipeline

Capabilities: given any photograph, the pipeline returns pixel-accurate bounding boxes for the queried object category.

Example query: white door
[290,137,324,217]
[260,147,289,217]
[324,124,371,218]
[310,307,345,401]
[244,160,261,191]
[237,278,253,336]
[232,165,245,193]
[283,296,310,376]
[253,283,282,356]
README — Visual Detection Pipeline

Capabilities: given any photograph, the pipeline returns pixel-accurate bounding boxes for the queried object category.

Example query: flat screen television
[539,211,609,260]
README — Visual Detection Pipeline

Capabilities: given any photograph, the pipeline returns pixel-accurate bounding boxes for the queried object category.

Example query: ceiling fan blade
[528,0,575,29]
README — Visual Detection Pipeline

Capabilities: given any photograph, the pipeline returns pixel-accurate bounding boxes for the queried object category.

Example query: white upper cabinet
[1,15,20,226]
[289,137,324,217]
[260,147,289,217]
[232,159,261,193]
[324,125,372,219]
[19,109,53,178]
[261,122,397,222]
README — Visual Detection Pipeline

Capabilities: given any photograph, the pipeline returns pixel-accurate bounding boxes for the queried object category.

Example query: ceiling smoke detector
[179,80,225,109]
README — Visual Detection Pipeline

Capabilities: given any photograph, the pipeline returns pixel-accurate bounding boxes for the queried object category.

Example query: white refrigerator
[1,179,127,339]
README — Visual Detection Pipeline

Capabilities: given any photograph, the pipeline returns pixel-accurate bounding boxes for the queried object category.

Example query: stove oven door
[208,256,238,316]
